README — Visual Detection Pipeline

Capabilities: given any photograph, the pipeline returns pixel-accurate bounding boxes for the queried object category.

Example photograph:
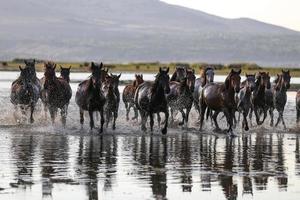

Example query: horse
[103,73,121,130]
[60,66,71,83]
[166,69,195,128]
[236,74,256,131]
[10,64,40,123]
[297,90,300,124]
[193,67,214,120]
[249,72,271,125]
[273,70,291,128]
[75,62,106,133]
[123,74,144,120]
[199,69,241,135]
[170,66,186,82]
[134,67,170,134]
[42,62,72,127]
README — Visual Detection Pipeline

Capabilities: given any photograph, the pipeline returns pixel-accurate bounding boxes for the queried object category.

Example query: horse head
[24,59,37,79]
[90,62,103,89]
[44,62,57,90]
[171,66,186,82]
[245,73,256,91]
[19,65,34,93]
[201,66,214,87]
[225,69,241,93]
[106,73,121,90]
[281,69,291,89]
[155,67,170,94]
[256,71,271,89]
[134,74,144,87]
[60,65,71,82]
[100,67,109,83]
[186,69,196,91]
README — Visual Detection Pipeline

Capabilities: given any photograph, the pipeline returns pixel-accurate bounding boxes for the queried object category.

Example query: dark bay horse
[236,74,256,131]
[199,69,241,135]
[123,74,144,120]
[166,69,195,128]
[193,67,214,120]
[10,64,40,123]
[42,62,72,127]
[273,70,291,128]
[75,62,106,133]
[297,90,300,124]
[103,73,121,130]
[170,66,186,82]
[249,72,271,125]
[134,67,170,134]
[60,66,71,83]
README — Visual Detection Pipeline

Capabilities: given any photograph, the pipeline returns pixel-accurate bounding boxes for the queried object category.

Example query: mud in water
[0,75,300,200]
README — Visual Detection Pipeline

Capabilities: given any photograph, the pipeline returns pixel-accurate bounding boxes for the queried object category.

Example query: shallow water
[0,72,300,200]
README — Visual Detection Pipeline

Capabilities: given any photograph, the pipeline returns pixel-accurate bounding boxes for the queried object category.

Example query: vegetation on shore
[1,59,300,77]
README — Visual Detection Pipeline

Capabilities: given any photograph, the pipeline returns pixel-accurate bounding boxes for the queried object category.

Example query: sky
[162,0,300,31]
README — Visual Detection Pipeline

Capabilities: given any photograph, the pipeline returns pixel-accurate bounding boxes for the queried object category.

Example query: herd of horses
[10,59,298,136]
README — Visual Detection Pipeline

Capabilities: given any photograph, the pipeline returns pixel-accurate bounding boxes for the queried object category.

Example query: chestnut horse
[166,68,195,128]
[75,62,106,133]
[103,73,121,130]
[10,63,40,123]
[122,74,144,120]
[134,67,170,134]
[42,62,72,127]
[273,70,291,128]
[199,69,241,135]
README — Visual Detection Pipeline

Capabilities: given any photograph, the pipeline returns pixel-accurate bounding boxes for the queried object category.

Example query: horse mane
[201,67,213,87]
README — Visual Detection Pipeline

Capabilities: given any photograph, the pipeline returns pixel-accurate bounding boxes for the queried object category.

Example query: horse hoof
[213,128,222,133]
[244,127,249,131]
[30,119,34,124]
[112,126,116,130]
[99,128,103,134]
[161,128,167,135]
[141,127,147,132]
[178,122,184,126]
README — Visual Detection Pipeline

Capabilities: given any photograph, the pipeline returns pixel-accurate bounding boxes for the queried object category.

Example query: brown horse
[199,69,241,135]
[134,67,170,134]
[166,69,195,128]
[249,72,271,125]
[60,66,71,83]
[75,62,106,133]
[103,73,121,129]
[10,63,40,123]
[273,70,291,128]
[123,74,144,120]
[42,62,72,127]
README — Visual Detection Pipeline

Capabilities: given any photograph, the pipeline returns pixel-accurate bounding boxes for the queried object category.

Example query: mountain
[1,0,300,66]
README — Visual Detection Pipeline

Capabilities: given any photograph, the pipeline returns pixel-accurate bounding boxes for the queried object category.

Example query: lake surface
[0,71,300,200]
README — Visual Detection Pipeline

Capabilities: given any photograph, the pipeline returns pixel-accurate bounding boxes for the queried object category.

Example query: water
[0,71,300,200]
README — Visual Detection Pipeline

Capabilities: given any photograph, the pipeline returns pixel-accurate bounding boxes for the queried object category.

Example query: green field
[1,59,300,77]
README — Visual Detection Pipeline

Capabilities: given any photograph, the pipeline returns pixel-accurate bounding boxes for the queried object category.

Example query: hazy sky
[162,0,300,31]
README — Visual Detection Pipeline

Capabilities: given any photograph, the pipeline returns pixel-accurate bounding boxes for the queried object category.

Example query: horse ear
[69,66,72,70]
[231,69,234,73]
[166,67,169,73]
[237,69,241,74]
[224,76,230,89]
[53,64,56,70]
[19,66,23,71]
[159,67,162,73]
[60,65,63,70]
[100,62,103,69]
[141,74,143,78]
[118,73,121,78]
[33,59,36,64]
[91,62,95,69]
[24,60,28,65]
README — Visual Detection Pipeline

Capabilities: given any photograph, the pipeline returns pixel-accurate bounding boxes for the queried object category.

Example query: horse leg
[199,102,207,131]
[49,106,56,124]
[43,103,48,120]
[112,109,117,130]
[269,107,274,127]
[140,110,147,132]
[13,105,19,123]
[161,109,169,135]
[149,112,154,132]
[212,111,221,132]
[170,108,174,125]
[249,107,253,126]
[297,109,300,124]
[125,102,129,121]
[157,113,161,128]
[194,101,201,121]
[99,107,105,133]
[89,110,94,131]
[261,107,268,124]
[133,106,139,121]
[178,109,185,126]
[79,108,84,129]
[185,106,192,129]
[281,112,286,129]
[254,106,262,125]
[224,109,234,136]
[29,103,35,124]
[242,110,249,131]
[61,106,67,128]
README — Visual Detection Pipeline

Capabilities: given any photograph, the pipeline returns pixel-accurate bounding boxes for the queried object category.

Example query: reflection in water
[1,131,300,200]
